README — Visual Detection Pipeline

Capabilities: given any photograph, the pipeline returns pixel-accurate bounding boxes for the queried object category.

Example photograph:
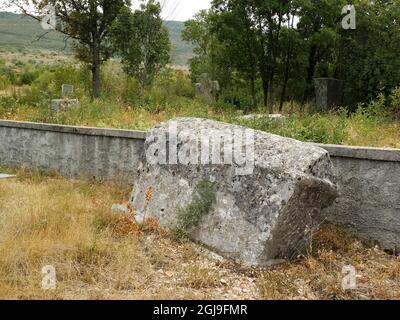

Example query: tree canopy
[184,0,400,112]
[111,1,170,90]
[9,0,171,98]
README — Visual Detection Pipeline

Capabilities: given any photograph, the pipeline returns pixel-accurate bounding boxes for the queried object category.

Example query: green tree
[182,10,226,85]
[296,0,347,103]
[111,1,170,90]
[186,0,400,111]
[210,0,293,112]
[277,9,306,112]
[209,0,259,109]
[251,0,292,110]
[337,0,400,107]
[9,0,131,98]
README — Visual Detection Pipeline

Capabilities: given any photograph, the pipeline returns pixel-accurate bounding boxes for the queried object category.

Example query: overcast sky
[3,0,212,22]
[157,0,211,21]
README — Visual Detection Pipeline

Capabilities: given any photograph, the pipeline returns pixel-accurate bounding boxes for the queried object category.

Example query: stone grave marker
[62,84,74,97]
[240,114,286,122]
[195,74,220,103]
[315,78,344,109]
[131,118,338,267]
[51,99,80,112]
[51,84,79,112]
[0,174,16,180]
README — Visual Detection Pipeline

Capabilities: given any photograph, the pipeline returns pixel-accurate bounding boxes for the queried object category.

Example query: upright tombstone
[61,84,74,97]
[51,84,79,112]
[195,74,220,103]
[211,80,220,102]
[314,78,344,109]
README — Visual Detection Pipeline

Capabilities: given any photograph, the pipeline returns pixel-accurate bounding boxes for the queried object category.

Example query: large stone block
[131,118,337,266]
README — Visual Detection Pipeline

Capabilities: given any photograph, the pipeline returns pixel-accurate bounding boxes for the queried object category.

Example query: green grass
[1,93,398,149]
[0,53,399,149]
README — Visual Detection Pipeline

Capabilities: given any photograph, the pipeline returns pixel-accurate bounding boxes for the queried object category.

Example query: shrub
[294,111,348,145]
[120,78,142,105]
[366,93,388,117]
[221,87,257,112]
[13,59,25,68]
[18,71,37,86]
[33,66,90,97]
[174,71,195,98]
[389,87,400,118]
[237,108,348,145]
[176,180,216,234]
[143,86,169,111]
[0,67,17,85]
[0,75,11,90]
[101,62,126,98]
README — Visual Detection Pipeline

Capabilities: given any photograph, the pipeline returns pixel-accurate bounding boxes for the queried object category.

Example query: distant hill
[0,12,193,66]
[164,20,194,66]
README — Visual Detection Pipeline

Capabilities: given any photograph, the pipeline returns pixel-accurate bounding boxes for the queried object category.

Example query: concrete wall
[0,120,399,251]
[0,120,145,182]
[315,144,400,252]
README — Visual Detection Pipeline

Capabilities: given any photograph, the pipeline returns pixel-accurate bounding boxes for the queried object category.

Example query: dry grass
[0,50,73,68]
[257,226,400,300]
[0,170,399,300]
[345,120,400,149]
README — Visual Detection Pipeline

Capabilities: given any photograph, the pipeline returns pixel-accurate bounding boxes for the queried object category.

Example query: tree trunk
[302,45,317,105]
[268,71,275,112]
[261,75,269,110]
[92,64,101,99]
[91,43,102,99]
[256,18,271,113]
[268,8,284,114]
[281,12,295,113]
[280,48,291,112]
[250,75,256,111]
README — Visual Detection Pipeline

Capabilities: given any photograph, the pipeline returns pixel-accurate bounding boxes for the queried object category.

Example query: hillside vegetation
[0,4,399,149]
[0,12,193,66]
[0,58,399,148]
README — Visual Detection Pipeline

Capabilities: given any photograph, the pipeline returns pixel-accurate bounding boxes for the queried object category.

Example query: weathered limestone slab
[51,99,79,112]
[195,74,220,103]
[131,118,338,266]
[0,174,16,180]
[241,114,286,122]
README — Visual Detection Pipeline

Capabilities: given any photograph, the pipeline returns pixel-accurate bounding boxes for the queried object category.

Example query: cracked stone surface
[131,118,338,267]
